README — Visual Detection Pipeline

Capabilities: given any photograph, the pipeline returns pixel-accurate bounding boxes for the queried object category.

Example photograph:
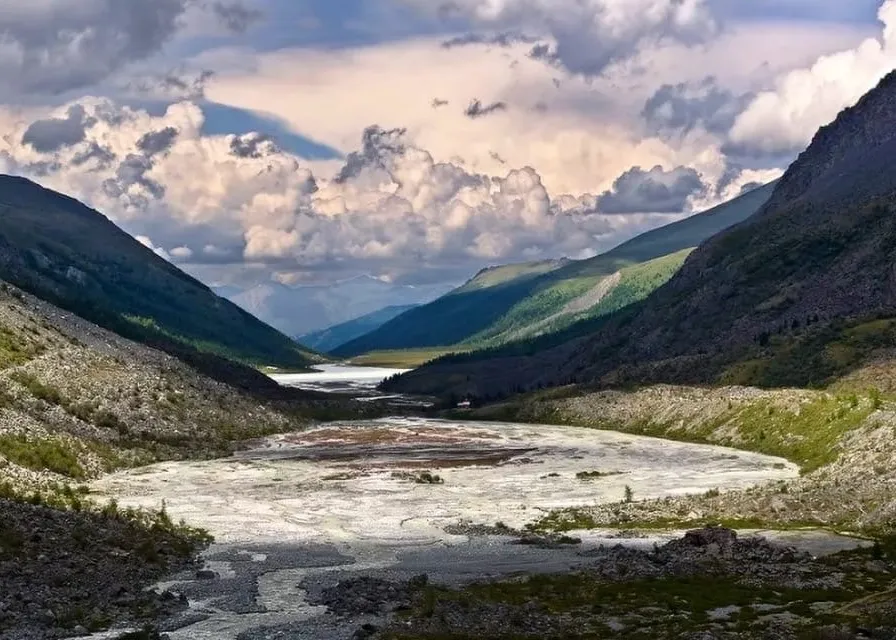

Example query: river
[86,367,847,640]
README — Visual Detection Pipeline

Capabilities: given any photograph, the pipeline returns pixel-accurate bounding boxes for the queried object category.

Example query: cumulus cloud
[728,0,896,156]
[21,105,93,152]
[0,0,257,96]
[464,99,508,118]
[229,132,278,159]
[596,165,707,214]
[137,127,180,156]
[1,99,676,283]
[415,0,718,75]
[642,76,751,136]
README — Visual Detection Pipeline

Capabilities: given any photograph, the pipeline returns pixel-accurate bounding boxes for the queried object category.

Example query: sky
[0,0,894,294]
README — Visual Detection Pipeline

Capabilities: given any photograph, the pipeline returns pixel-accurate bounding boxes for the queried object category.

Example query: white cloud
[729,0,896,155]
[1,99,685,284]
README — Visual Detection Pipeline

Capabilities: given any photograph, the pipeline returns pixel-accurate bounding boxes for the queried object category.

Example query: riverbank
[452,384,896,536]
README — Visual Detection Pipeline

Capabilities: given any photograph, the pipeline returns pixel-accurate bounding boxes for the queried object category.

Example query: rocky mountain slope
[0,275,351,638]
[337,183,775,357]
[0,175,321,375]
[298,304,418,353]
[388,71,896,399]
[0,280,314,493]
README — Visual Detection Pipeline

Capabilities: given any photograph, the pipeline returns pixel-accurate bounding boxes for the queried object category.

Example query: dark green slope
[0,175,321,374]
[337,183,775,357]
[332,259,570,356]
[298,304,418,353]
[592,181,777,265]
[388,71,896,398]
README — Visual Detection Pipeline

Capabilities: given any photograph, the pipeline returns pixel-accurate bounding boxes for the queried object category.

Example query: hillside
[298,304,418,352]
[336,182,775,357]
[0,175,322,375]
[332,258,572,356]
[0,278,381,638]
[388,71,896,399]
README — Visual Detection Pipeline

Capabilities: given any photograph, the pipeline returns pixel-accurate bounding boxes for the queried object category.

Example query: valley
[76,369,896,639]
[3,38,896,640]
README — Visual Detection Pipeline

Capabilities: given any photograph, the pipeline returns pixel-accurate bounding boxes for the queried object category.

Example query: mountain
[0,175,321,377]
[298,304,419,352]
[220,277,452,337]
[336,183,776,357]
[333,258,572,356]
[387,71,896,399]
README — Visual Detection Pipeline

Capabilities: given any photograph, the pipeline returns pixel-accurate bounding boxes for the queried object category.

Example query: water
[84,367,853,639]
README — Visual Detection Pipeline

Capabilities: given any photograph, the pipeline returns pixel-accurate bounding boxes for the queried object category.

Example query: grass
[0,433,86,479]
[381,542,896,639]
[497,389,877,474]
[0,324,42,368]
[349,348,470,368]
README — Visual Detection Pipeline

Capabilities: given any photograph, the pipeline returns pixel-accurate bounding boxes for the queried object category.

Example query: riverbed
[88,415,813,639]
[85,367,859,639]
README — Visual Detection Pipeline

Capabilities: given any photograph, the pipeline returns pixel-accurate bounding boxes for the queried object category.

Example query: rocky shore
[369,527,896,639]
[0,499,209,640]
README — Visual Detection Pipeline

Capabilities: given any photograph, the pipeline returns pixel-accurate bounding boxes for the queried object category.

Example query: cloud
[1,99,671,284]
[210,1,263,33]
[464,99,508,118]
[21,105,93,152]
[642,76,751,136]
[413,0,719,75]
[122,69,216,102]
[596,165,707,214]
[229,132,278,158]
[441,31,539,49]
[137,127,180,156]
[728,0,896,156]
[0,0,257,96]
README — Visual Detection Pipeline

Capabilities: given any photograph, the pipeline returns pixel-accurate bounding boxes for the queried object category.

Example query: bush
[0,434,86,479]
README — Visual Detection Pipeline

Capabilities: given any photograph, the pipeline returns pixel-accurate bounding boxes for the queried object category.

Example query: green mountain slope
[298,304,418,353]
[0,175,322,375]
[388,71,896,399]
[332,258,571,356]
[336,182,776,357]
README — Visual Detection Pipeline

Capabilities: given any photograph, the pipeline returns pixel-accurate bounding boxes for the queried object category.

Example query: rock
[196,569,218,580]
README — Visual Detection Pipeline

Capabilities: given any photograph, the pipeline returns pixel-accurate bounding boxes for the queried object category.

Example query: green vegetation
[0,175,321,373]
[0,479,212,562]
[462,275,605,346]
[0,324,42,368]
[0,434,86,479]
[336,183,775,358]
[722,315,896,390]
[382,538,896,639]
[350,348,469,368]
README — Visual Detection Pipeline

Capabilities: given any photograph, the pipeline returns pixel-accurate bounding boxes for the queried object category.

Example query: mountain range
[297,304,418,353]
[218,277,452,338]
[386,70,896,399]
[0,176,322,384]
[337,180,777,358]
